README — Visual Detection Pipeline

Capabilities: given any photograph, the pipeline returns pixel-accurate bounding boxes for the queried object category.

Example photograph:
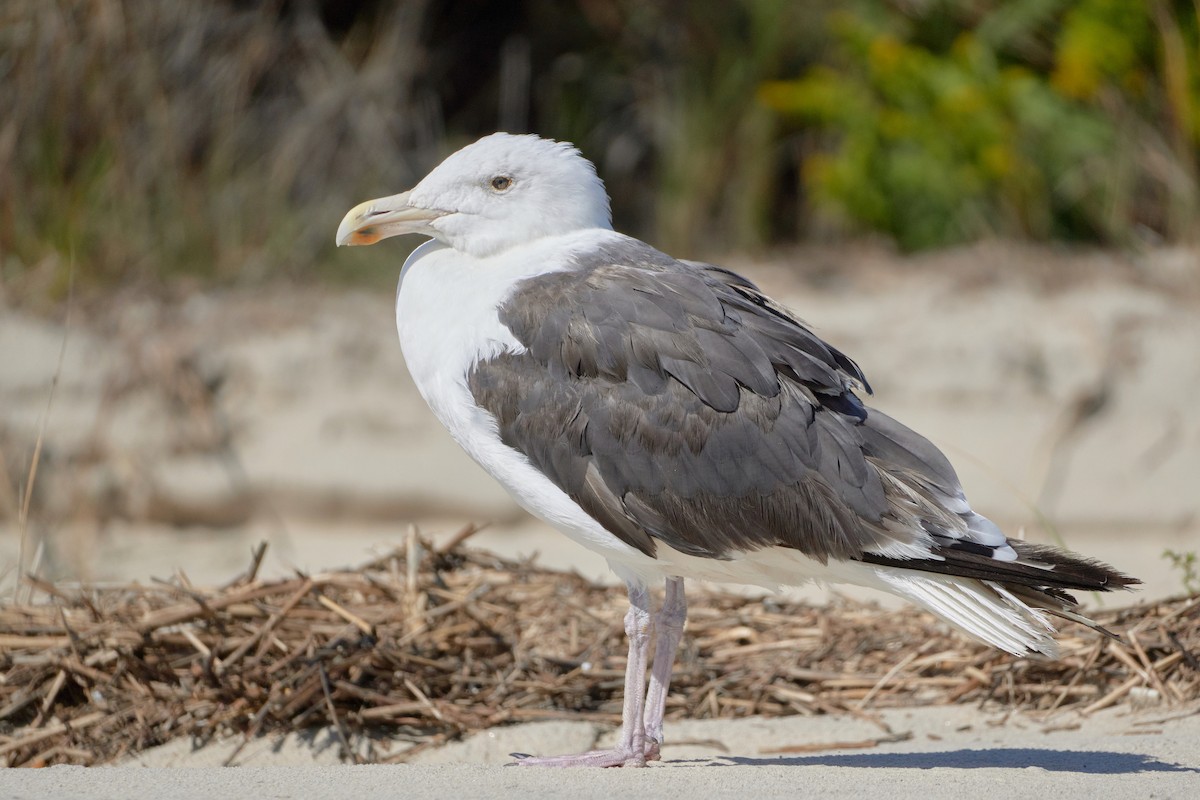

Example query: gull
[336,133,1137,767]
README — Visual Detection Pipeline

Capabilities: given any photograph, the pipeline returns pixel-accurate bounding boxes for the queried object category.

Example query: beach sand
[3,243,1198,789]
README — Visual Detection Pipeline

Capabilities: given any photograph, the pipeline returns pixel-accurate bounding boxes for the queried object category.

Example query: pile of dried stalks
[2,527,1197,767]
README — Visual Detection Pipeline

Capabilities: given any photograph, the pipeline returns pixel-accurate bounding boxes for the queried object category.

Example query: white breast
[395,231,657,577]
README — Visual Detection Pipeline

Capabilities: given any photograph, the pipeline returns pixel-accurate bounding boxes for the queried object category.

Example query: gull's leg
[642,576,686,761]
[512,582,653,767]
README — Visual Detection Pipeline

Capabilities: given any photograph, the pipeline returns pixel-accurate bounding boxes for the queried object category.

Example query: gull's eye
[490,175,513,192]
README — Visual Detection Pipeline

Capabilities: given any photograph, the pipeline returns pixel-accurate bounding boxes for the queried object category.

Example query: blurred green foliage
[0,0,1197,293]
[762,0,1200,249]
[1163,548,1200,595]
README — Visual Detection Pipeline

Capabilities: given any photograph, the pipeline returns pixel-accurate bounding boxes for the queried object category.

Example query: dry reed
[1,527,1196,767]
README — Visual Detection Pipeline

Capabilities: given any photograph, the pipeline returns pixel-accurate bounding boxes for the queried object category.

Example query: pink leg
[511,583,653,767]
[642,577,686,761]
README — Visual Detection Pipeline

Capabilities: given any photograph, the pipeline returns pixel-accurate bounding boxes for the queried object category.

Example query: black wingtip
[1010,541,1141,593]
[861,539,1141,597]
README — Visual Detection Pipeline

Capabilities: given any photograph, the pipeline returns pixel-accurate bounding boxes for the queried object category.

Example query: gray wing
[469,239,1137,598]
[468,238,985,566]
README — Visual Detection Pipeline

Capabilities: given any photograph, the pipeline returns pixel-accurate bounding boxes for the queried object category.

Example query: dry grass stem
[1,536,1196,767]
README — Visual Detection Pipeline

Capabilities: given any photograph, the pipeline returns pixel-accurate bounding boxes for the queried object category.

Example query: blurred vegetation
[1163,548,1200,595]
[762,0,1200,250]
[0,0,1197,294]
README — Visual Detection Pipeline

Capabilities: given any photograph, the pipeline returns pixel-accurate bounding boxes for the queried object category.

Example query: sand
[3,242,1199,788]
[4,243,1198,600]
[7,706,1199,797]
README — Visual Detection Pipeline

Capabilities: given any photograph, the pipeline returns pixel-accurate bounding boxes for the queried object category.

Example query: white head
[336,133,612,258]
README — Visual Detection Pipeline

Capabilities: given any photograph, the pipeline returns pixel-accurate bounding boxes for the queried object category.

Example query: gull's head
[336,133,612,258]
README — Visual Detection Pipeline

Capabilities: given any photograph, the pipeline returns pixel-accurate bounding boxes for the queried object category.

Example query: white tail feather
[872,568,1059,657]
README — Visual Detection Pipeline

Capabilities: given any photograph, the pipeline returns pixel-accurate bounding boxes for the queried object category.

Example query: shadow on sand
[709,748,1198,774]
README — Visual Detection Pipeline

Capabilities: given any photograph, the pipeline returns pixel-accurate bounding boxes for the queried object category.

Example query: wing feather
[470,240,909,563]
[468,238,1136,600]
